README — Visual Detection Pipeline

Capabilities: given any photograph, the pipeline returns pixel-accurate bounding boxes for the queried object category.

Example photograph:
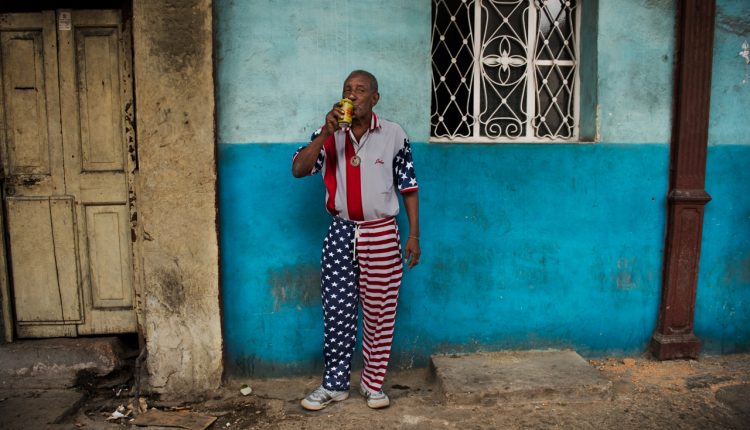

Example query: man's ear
[372,92,380,108]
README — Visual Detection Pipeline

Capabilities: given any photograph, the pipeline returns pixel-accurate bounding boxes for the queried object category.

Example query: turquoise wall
[696,0,750,353]
[216,0,430,142]
[216,0,750,376]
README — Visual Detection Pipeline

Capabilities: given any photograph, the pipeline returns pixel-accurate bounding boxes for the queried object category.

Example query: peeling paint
[6,175,46,188]
[740,40,750,86]
[22,177,41,186]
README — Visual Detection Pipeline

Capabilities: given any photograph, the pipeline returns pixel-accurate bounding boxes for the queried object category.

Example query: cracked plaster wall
[132,0,221,395]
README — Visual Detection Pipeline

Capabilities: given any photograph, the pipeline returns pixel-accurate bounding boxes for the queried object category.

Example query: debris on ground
[240,384,253,396]
[3,352,749,429]
[104,405,129,421]
[131,408,217,430]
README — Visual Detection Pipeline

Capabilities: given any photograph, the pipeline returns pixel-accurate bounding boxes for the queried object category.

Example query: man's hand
[402,191,420,269]
[292,102,344,178]
[324,102,344,135]
[404,237,420,269]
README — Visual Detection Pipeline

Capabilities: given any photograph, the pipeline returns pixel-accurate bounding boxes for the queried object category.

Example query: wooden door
[0,10,137,337]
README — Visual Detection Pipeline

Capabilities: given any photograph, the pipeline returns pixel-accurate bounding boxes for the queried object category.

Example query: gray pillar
[132,0,222,395]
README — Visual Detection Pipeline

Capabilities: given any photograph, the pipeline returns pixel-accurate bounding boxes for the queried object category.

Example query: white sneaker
[300,386,349,411]
[359,385,390,409]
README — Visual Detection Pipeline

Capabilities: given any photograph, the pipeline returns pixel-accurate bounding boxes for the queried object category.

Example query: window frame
[430,0,584,143]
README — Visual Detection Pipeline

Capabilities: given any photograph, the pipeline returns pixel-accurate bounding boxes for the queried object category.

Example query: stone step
[0,389,85,430]
[0,337,128,389]
[430,350,613,405]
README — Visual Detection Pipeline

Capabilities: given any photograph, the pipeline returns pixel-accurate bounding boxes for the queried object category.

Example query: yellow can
[339,98,353,128]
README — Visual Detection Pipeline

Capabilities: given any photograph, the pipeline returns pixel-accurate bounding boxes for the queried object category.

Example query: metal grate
[431,0,580,142]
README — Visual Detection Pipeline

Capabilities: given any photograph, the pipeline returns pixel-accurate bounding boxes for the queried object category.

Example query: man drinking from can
[292,70,421,410]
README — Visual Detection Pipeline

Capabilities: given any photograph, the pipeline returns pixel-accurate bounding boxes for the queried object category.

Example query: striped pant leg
[357,218,403,392]
[320,217,359,391]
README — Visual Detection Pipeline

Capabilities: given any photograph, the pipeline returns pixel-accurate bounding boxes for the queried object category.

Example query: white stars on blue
[320,217,360,391]
[394,138,418,192]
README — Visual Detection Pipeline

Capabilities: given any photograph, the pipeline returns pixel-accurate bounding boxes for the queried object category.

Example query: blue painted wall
[696,0,750,354]
[216,0,750,376]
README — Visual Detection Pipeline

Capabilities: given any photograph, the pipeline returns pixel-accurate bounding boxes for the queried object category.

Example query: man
[292,70,420,410]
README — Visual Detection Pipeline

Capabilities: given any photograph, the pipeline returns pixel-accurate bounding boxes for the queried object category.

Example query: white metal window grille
[431,0,580,142]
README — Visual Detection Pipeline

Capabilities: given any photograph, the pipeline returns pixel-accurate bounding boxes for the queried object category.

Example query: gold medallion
[350,155,361,167]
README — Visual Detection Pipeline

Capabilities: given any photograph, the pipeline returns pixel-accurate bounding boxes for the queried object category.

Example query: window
[431,0,581,142]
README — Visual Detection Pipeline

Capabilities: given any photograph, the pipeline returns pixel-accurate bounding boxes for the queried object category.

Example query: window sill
[428,136,596,144]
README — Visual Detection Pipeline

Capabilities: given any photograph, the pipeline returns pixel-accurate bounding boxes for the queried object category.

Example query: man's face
[342,74,379,121]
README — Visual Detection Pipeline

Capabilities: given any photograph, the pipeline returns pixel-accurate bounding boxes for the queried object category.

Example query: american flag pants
[320,216,403,392]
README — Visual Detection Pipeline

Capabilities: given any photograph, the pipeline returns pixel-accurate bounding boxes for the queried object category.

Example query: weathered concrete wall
[132,0,221,394]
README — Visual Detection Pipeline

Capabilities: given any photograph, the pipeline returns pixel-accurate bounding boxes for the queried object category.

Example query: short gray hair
[346,70,378,92]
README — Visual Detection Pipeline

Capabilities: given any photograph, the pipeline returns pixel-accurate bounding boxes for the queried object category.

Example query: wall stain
[155,265,186,313]
[465,202,490,231]
[717,11,750,36]
[268,263,320,310]
[227,353,324,378]
[721,253,750,287]
[615,258,637,290]
[428,254,471,297]
[644,0,672,10]
[145,0,206,73]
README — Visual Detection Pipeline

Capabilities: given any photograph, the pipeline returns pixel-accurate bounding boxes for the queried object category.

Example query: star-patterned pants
[320,216,403,393]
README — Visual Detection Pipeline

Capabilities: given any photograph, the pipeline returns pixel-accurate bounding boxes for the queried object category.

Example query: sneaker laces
[308,386,332,401]
[361,386,386,399]
[368,390,386,400]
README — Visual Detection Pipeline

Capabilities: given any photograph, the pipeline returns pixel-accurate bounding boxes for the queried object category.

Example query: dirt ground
[64,353,750,429]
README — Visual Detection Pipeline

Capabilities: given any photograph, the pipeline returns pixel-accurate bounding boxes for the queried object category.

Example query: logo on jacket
[375,159,385,165]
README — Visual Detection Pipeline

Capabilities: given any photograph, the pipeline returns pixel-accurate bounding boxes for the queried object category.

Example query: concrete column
[132,0,222,395]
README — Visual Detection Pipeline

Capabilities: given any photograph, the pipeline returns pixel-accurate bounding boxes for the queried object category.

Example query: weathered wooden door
[0,10,137,337]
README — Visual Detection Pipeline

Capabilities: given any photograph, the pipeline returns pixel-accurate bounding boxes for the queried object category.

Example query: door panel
[77,27,124,172]
[6,197,82,324]
[0,32,50,175]
[85,205,133,309]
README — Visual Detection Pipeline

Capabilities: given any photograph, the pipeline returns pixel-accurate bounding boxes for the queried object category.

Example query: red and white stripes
[355,217,402,392]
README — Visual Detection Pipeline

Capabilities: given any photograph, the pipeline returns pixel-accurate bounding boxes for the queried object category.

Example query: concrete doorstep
[0,337,130,429]
[430,350,613,405]
[0,389,86,430]
[0,337,127,389]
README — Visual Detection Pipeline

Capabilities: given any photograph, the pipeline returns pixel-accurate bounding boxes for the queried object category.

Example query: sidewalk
[2,351,749,429]
[208,352,750,429]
